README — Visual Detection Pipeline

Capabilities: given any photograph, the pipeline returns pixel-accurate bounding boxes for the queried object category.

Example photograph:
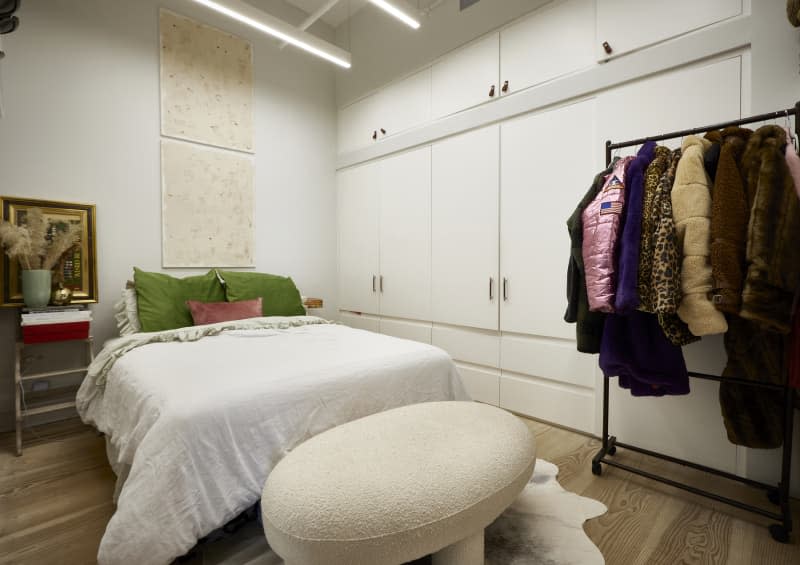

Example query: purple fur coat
[615,141,657,314]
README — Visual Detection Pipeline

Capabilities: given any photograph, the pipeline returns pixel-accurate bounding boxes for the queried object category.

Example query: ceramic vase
[21,269,51,308]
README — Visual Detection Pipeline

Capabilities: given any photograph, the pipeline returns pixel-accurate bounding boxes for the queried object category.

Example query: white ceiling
[284,0,370,28]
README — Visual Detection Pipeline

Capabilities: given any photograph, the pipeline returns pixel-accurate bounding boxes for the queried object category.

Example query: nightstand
[14,336,94,456]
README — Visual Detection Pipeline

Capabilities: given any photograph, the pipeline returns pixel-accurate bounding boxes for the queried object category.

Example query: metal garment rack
[591,102,800,544]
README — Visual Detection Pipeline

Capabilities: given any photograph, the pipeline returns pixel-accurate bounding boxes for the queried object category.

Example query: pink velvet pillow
[186,298,263,326]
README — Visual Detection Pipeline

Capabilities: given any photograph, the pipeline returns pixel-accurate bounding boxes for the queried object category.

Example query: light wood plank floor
[1,417,799,565]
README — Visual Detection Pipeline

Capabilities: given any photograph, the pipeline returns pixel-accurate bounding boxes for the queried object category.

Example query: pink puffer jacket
[582,156,634,312]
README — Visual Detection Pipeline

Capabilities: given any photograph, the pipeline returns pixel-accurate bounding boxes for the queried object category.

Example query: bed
[76,316,469,565]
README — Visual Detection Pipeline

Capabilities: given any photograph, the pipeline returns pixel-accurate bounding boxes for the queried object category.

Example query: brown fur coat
[706,127,752,314]
[740,125,800,334]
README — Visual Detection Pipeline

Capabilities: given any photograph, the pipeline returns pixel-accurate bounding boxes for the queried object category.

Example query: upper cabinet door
[379,68,432,142]
[500,98,597,338]
[431,33,500,120]
[432,125,500,331]
[500,0,595,95]
[338,94,381,155]
[337,162,380,315]
[379,147,432,320]
[596,0,742,60]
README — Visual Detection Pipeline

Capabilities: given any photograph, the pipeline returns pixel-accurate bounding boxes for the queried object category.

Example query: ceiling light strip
[368,0,421,29]
[189,0,352,68]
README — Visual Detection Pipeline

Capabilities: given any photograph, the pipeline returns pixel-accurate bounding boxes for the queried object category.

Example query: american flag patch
[600,201,623,215]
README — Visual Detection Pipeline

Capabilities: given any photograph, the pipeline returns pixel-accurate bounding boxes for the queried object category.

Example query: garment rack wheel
[768,524,790,543]
[607,445,617,456]
[767,489,781,505]
[591,461,602,476]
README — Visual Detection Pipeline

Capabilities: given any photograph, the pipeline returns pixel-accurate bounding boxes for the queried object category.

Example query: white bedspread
[77,319,468,565]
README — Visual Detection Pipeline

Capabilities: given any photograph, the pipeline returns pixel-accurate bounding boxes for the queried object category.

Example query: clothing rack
[592,102,800,544]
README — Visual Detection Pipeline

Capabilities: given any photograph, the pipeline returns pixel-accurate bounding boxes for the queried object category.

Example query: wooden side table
[14,337,94,456]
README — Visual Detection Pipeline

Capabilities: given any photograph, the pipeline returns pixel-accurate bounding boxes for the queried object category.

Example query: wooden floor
[1,418,799,565]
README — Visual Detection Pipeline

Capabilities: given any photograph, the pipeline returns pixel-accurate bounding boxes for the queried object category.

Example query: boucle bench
[261,401,536,565]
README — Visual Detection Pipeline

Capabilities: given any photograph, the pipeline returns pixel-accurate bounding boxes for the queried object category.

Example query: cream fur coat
[671,136,728,336]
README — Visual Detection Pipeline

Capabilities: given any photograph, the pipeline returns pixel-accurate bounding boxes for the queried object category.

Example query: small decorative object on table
[302,297,323,311]
[0,197,97,308]
[51,282,73,306]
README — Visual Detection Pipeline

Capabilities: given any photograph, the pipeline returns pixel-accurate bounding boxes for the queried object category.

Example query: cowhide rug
[195,460,607,565]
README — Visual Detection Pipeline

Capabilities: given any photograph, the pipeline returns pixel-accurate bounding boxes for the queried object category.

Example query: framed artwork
[1,196,98,306]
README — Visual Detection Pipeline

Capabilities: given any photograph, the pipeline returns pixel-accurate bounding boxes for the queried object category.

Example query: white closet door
[431,33,500,120]
[596,0,741,60]
[500,0,595,95]
[432,125,499,330]
[338,93,380,155]
[500,98,597,338]
[379,147,432,320]
[337,162,380,314]
[380,68,432,141]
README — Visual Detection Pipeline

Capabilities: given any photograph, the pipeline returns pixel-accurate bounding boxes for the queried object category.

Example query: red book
[22,322,90,344]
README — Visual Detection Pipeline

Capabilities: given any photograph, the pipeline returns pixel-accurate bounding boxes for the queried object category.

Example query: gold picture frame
[1,196,98,307]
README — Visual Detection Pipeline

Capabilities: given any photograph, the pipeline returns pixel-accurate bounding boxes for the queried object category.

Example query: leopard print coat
[638,146,671,312]
[639,148,699,346]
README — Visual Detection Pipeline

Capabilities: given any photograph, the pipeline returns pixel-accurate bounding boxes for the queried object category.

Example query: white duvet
[76,317,468,565]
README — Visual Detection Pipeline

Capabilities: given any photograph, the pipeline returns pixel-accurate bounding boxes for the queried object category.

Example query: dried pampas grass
[0,207,82,272]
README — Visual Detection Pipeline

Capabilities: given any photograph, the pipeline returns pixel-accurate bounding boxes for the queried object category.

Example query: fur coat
[706,127,752,314]
[740,125,800,334]
[637,146,672,312]
[565,161,616,353]
[671,136,728,336]
[615,141,656,314]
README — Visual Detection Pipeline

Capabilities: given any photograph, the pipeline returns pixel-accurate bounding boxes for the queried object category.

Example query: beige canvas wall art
[160,9,254,153]
[161,139,254,268]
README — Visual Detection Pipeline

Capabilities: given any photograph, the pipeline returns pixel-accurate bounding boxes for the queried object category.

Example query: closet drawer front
[457,363,499,406]
[500,0,595,94]
[380,68,431,141]
[500,372,594,434]
[596,0,742,60]
[379,318,432,344]
[432,325,500,368]
[339,311,380,332]
[500,335,596,389]
[431,33,499,120]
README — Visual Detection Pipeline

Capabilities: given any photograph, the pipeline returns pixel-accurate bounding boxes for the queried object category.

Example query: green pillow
[134,268,226,332]
[220,271,305,317]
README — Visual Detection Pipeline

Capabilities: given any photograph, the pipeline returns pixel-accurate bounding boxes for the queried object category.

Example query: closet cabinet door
[378,147,432,320]
[337,162,380,314]
[431,33,499,120]
[500,0,595,95]
[431,125,499,330]
[500,98,597,338]
[596,0,741,60]
[338,94,380,155]
[379,68,431,141]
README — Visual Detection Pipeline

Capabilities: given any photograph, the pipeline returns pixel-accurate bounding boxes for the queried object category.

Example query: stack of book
[21,306,92,344]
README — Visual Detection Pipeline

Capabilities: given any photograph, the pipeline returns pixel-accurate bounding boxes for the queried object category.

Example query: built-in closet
[336,0,795,491]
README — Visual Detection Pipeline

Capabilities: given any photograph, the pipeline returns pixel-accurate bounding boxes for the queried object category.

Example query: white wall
[0,0,339,431]
[334,0,550,106]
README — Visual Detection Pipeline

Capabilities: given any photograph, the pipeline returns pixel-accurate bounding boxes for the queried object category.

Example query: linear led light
[188,0,352,68]
[368,0,421,29]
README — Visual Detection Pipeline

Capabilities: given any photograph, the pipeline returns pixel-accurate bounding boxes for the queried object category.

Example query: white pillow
[113,283,142,336]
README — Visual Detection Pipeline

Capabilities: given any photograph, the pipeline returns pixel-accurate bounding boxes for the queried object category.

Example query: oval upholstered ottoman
[261,401,536,565]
